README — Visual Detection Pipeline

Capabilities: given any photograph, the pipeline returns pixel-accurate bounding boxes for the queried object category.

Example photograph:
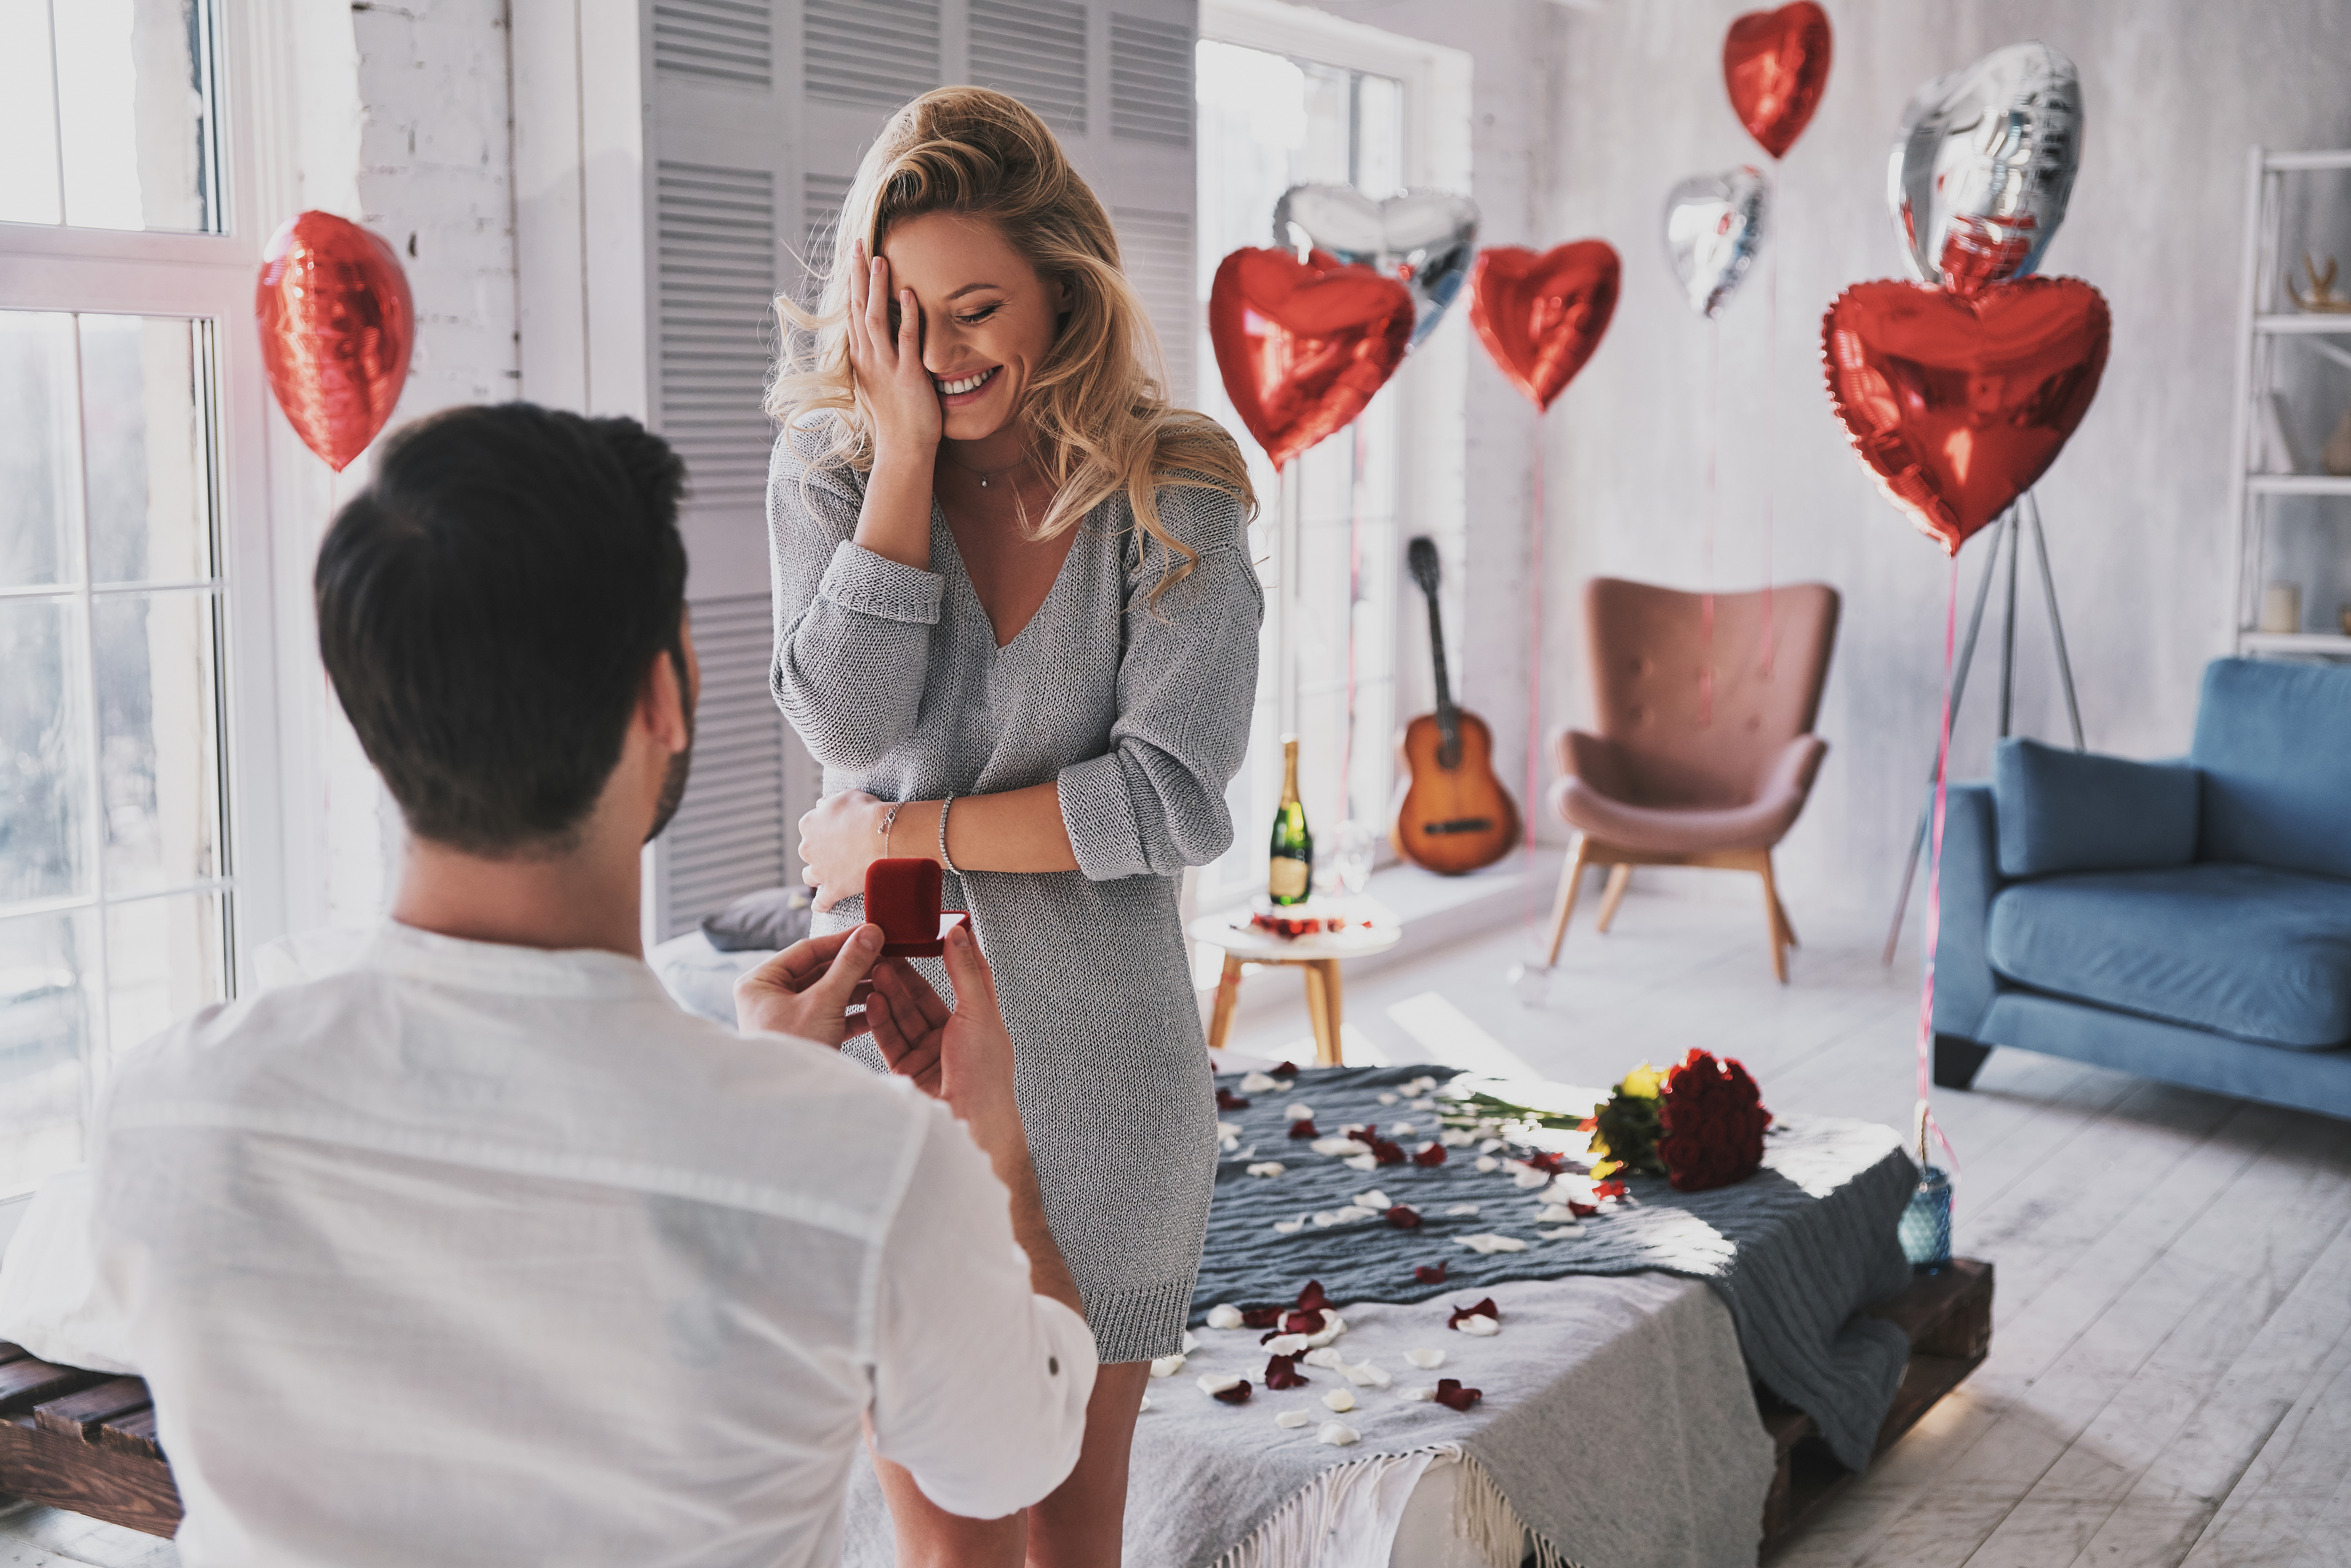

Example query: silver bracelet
[937,794,961,875]
[877,801,902,856]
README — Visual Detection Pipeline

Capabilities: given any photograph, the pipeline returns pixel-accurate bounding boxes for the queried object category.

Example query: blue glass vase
[1899,1165,1952,1269]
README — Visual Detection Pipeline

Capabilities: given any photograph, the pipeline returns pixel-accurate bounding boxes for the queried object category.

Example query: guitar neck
[1422,586,1457,723]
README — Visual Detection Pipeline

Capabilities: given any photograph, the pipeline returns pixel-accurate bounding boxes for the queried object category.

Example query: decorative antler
[2288,252,2351,313]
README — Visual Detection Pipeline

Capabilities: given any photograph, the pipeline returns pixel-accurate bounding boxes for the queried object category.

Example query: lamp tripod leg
[1882,510,2010,966]
[2026,491,2086,751]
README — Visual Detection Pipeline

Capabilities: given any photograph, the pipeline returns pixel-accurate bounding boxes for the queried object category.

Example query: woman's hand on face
[798,788,894,913]
[845,244,942,463]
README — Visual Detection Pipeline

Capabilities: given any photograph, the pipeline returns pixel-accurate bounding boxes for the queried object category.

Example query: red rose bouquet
[1655,1049,1771,1192]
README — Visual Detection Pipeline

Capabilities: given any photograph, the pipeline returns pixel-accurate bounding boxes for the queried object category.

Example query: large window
[1192,3,1469,909]
[0,0,270,1207]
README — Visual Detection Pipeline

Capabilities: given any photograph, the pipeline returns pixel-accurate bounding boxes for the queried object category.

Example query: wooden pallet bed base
[1760,1256,1994,1555]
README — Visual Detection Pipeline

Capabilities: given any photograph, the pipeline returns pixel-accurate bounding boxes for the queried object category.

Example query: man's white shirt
[0,922,1095,1566]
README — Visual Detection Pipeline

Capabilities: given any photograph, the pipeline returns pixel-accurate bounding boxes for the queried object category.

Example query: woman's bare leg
[870,1359,1150,1568]
[1024,1360,1150,1567]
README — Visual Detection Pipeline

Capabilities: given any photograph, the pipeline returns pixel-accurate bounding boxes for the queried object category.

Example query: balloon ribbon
[1915,557,1962,1180]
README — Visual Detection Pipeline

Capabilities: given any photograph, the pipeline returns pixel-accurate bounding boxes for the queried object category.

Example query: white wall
[1543,0,2351,910]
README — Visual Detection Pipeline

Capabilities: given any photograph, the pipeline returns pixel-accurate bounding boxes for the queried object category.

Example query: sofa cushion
[2190,657,2351,880]
[1987,863,2351,1050]
[1992,738,2198,878]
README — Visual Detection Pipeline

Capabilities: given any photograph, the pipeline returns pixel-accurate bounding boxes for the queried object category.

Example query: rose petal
[1206,1304,1244,1330]
[1317,1421,1360,1447]
[1440,1129,1476,1146]
[1385,1205,1423,1229]
[1311,1136,1368,1156]
[1261,1331,1310,1354]
[1275,1409,1312,1428]
[1247,1162,1287,1177]
[1534,1203,1580,1224]
[1306,1311,1347,1348]
[1537,1226,1586,1240]
[1475,1156,1499,1173]
[1342,1154,1378,1172]
[1403,1385,1438,1402]
[1414,1262,1448,1284]
[1342,1359,1391,1388]
[1239,1072,1278,1093]
[1322,1387,1356,1413]
[1241,1306,1284,1329]
[1448,1298,1502,1330]
[1273,1218,1305,1235]
[1433,1378,1483,1411]
[1593,1179,1627,1199]
[1377,1092,1398,1105]
[1289,1120,1322,1141]
[1140,1394,1152,1411]
[1281,1308,1325,1336]
[1390,1120,1415,1135]
[1149,1353,1185,1377]
[1445,1203,1481,1217]
[1272,1062,1300,1077]
[1351,1189,1391,1211]
[1404,1346,1446,1369]
[1181,1330,1200,1352]
[1217,1088,1251,1111]
[1455,1314,1500,1336]
[1479,1138,1504,1154]
[1264,1353,1309,1390]
[1457,1234,1529,1255]
[1296,1281,1331,1313]
[1197,1372,1245,1397]
[1412,1143,1448,1167]
[1303,1346,1346,1370]
[1217,1121,1244,1139]
[1371,1139,1408,1166]
[1286,1102,1315,1122]
[1512,1168,1552,1189]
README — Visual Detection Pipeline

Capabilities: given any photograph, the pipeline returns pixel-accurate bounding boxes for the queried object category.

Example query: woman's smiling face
[876,210,1067,444]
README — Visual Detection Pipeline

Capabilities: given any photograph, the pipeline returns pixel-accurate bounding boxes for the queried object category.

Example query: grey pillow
[1993,738,2200,879]
[700,886,814,952]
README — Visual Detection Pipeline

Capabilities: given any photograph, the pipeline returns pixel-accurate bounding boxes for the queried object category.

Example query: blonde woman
[766,88,1260,1563]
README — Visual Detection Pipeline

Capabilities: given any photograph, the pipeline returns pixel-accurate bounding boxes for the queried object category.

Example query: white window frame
[1193,0,1471,913]
[0,0,321,1246]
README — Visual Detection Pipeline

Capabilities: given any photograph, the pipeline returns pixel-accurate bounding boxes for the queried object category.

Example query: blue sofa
[1932,657,2351,1119]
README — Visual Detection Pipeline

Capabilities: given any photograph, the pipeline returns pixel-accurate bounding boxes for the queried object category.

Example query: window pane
[0,312,82,589]
[0,0,62,224]
[96,591,221,895]
[105,890,223,1056]
[83,315,210,585]
[0,909,96,1201]
[0,598,92,904]
[54,0,219,233]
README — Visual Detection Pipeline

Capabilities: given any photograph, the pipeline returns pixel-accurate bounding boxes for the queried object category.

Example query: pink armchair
[1542,577,1840,981]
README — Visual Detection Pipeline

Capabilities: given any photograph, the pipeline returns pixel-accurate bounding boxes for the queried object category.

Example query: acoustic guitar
[1393,537,1520,875]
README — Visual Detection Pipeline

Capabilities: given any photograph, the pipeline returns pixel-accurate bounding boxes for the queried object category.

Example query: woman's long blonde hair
[767,87,1254,597]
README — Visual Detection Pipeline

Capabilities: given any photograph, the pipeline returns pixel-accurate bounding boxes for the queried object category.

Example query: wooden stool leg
[1207,953,1244,1052]
[1756,853,1789,984]
[1542,837,1593,968]
[1594,864,1633,934]
[1301,960,1344,1066]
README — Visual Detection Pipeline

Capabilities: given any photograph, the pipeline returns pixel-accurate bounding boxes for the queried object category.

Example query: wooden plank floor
[1217,868,2351,1568]
[7,871,2344,1566]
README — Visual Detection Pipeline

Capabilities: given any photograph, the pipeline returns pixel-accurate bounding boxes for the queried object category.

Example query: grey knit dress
[766,427,1263,1364]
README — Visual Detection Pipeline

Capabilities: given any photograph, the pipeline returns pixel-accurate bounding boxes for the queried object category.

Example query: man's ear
[640,643,691,754]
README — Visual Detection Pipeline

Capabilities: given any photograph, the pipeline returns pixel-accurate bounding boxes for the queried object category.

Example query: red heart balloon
[1209,247,1414,470]
[1822,277,2111,555]
[256,211,414,472]
[1467,242,1620,413]
[1723,2,1832,160]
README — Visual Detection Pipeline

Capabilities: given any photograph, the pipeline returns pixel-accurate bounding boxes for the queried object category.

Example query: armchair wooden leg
[1595,864,1633,934]
[1543,837,1594,968]
[1756,853,1789,984]
[1771,889,1799,950]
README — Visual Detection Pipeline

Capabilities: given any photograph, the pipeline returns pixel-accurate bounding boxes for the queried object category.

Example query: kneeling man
[0,405,1092,1565]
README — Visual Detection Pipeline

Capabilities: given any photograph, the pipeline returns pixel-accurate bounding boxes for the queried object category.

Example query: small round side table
[1187,908,1402,1065]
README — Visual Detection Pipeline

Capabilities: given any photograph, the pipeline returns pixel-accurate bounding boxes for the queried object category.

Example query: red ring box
[865,857,970,957]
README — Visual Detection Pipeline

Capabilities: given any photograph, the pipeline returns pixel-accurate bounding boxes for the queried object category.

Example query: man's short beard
[646,638,695,843]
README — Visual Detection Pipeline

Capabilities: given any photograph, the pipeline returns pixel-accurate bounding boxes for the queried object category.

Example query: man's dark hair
[316,403,689,855]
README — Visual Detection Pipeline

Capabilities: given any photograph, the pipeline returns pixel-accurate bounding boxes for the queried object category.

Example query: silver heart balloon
[1662,167,1771,319]
[1887,42,2083,294]
[1272,184,1480,348]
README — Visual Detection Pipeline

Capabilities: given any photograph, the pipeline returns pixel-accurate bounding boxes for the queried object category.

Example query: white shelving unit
[2229,146,2351,658]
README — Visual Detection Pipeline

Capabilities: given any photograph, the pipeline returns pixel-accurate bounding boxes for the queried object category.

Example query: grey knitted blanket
[1197,1065,1917,1471]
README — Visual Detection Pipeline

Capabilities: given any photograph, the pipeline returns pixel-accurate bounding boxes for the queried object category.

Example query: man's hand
[868,925,1018,1127]
[734,925,883,1045]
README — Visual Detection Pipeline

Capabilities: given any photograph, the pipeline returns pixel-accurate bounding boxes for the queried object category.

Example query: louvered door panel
[969,0,1088,133]
[1110,12,1191,146]
[1113,206,1192,402]
[655,0,774,86]
[663,594,796,938]
[805,0,941,107]
[656,161,779,512]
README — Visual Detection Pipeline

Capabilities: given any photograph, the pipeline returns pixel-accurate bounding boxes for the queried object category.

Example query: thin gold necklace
[942,444,1030,489]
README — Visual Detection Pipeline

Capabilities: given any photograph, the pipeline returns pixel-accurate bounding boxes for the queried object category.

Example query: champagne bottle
[1268,735,1313,906]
